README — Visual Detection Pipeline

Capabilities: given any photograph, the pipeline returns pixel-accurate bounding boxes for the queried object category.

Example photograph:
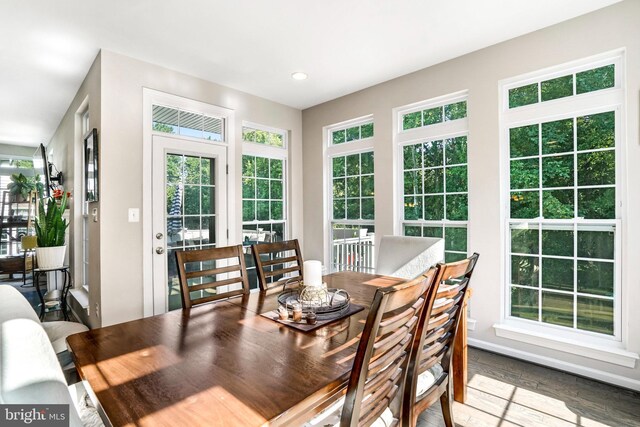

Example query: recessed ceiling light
[291,72,308,80]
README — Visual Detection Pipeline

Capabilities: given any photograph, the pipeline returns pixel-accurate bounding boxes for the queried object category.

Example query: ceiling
[0,0,620,147]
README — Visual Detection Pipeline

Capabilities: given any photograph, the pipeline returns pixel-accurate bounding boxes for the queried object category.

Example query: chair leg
[440,379,455,427]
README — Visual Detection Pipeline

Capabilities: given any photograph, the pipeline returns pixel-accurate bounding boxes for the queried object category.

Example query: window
[396,93,469,262]
[242,125,285,148]
[152,105,224,142]
[331,120,374,145]
[402,100,467,131]
[327,117,375,273]
[508,64,615,108]
[241,123,288,288]
[81,109,90,289]
[502,53,623,339]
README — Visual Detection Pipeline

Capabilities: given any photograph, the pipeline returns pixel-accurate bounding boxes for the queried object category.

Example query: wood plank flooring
[418,348,640,427]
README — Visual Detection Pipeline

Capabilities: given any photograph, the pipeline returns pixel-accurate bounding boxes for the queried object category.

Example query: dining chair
[306,267,439,427]
[175,245,250,309]
[251,239,304,291]
[403,253,480,427]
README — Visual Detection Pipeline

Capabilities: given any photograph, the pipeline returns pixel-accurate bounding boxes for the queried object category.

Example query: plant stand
[34,265,71,321]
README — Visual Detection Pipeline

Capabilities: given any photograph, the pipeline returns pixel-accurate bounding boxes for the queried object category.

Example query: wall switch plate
[128,208,140,222]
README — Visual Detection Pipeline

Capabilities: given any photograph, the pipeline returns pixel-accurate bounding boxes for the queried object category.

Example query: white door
[151,135,228,313]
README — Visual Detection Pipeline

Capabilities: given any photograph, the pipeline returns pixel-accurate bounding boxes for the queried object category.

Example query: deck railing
[331,234,375,273]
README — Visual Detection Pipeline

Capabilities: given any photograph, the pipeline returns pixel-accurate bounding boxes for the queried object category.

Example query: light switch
[128,208,140,223]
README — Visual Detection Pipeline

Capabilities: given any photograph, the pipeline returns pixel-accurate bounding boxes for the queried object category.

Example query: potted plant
[34,192,69,269]
[6,173,45,201]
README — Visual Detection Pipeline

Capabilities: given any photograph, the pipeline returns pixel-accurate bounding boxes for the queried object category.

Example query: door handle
[155,247,165,255]
[156,233,164,240]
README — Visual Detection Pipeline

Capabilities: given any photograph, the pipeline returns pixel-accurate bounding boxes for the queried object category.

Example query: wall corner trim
[492,323,639,369]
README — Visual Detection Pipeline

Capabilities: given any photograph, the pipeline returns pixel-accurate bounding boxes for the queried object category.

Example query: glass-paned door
[152,135,227,313]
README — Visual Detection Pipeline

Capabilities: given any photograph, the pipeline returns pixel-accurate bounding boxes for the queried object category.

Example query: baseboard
[468,337,640,392]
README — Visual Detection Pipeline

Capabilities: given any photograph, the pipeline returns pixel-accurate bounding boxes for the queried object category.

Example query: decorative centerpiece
[34,192,69,269]
[299,260,328,306]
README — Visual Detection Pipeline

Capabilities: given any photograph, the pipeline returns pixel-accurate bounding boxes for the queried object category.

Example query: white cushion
[0,285,89,354]
[0,285,40,326]
[0,318,83,426]
[304,396,394,427]
[376,236,444,279]
[42,321,89,354]
[416,363,444,397]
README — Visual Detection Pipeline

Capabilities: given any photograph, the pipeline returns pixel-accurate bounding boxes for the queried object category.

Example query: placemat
[260,303,365,332]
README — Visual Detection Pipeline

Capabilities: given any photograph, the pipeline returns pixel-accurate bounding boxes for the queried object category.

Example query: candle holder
[298,281,329,307]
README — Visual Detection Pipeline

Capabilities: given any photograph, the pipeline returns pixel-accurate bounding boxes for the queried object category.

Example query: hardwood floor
[417,348,640,427]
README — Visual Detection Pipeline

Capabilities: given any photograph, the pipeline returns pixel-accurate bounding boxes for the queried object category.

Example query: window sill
[493,323,639,368]
[69,288,90,310]
[467,317,477,331]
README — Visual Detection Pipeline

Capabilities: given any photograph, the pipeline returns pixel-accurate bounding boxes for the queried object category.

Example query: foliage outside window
[402,100,467,131]
[402,135,468,262]
[331,121,374,145]
[165,154,216,310]
[332,152,375,221]
[242,126,285,148]
[505,57,620,338]
[152,105,224,141]
[331,150,375,273]
[242,155,286,288]
[508,64,615,109]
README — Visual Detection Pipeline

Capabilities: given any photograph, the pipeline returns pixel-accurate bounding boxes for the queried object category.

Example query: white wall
[98,51,303,326]
[302,1,640,388]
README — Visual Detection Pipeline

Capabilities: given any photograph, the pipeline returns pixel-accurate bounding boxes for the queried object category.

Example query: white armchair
[375,235,444,279]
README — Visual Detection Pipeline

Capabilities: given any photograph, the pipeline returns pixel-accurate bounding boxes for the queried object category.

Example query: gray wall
[98,51,303,326]
[302,1,640,388]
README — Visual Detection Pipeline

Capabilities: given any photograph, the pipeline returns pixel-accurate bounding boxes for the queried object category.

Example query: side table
[34,265,71,321]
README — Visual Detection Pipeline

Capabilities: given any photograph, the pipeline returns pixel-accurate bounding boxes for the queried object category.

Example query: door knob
[156,232,164,240]
[155,247,165,255]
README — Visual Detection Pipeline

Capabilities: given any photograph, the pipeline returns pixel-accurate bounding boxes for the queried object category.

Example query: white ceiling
[0,0,620,147]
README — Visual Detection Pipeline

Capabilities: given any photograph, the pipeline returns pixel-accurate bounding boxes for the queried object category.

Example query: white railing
[332,234,376,273]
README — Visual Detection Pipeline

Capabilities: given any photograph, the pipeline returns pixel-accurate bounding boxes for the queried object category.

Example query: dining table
[67,271,470,427]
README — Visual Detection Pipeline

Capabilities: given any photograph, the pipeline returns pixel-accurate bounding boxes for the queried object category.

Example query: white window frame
[324,115,375,272]
[393,91,470,259]
[80,108,90,291]
[241,122,290,288]
[499,50,626,347]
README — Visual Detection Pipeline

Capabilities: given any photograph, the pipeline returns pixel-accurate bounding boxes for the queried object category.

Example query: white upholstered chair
[375,235,444,279]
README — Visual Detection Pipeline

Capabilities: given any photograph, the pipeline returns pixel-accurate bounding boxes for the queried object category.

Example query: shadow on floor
[417,348,640,427]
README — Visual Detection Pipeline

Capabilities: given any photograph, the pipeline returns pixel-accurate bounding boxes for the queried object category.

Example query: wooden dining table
[67,271,469,427]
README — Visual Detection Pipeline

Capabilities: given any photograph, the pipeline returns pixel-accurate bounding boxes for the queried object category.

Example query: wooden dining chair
[306,268,439,427]
[175,245,250,309]
[251,239,304,291]
[403,253,480,427]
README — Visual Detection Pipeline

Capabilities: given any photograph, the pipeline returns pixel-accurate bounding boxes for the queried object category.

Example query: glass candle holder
[278,305,289,320]
[292,304,303,322]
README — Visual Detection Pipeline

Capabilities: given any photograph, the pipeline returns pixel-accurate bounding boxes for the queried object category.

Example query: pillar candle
[303,260,323,287]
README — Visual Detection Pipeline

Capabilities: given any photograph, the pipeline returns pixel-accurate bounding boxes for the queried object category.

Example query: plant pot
[35,246,66,269]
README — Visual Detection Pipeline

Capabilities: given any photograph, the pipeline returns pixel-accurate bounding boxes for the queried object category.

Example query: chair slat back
[175,245,250,309]
[340,268,438,427]
[251,239,303,291]
[403,253,479,423]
